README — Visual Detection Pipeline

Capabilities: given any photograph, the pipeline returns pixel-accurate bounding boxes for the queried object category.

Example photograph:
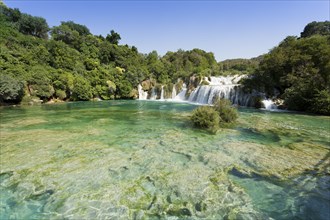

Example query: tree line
[0,3,221,104]
[0,3,329,115]
[243,21,330,115]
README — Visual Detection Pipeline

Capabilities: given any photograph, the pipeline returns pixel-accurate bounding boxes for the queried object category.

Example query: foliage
[106,30,121,45]
[213,98,239,123]
[1,4,48,39]
[0,74,24,104]
[191,98,238,133]
[243,23,330,115]
[61,21,90,36]
[51,24,81,49]
[27,66,54,100]
[71,75,93,101]
[18,13,49,39]
[218,57,261,75]
[0,5,220,104]
[161,48,218,82]
[310,90,330,115]
[300,21,330,38]
[1,3,329,116]
[55,89,66,100]
[0,4,21,23]
[191,106,220,132]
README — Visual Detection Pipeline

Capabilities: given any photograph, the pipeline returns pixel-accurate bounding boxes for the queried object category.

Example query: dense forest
[243,21,330,115]
[0,3,329,115]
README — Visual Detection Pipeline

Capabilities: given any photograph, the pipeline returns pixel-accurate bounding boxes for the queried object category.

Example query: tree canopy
[0,3,329,115]
[243,30,330,114]
[300,21,330,38]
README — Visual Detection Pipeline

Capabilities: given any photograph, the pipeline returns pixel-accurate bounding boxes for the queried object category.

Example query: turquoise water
[0,100,329,219]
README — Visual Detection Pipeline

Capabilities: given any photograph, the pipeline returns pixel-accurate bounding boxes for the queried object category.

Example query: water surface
[0,100,329,219]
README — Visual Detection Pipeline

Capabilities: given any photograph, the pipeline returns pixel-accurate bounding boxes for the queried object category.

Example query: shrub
[191,106,220,132]
[213,98,238,123]
[71,76,92,101]
[190,98,239,133]
[55,89,66,100]
[310,90,330,115]
[0,74,24,104]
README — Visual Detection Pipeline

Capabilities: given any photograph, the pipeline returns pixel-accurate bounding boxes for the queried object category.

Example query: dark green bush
[213,98,238,123]
[191,106,220,132]
[191,98,238,133]
[71,76,92,101]
[310,90,330,115]
[55,89,66,100]
[0,74,24,104]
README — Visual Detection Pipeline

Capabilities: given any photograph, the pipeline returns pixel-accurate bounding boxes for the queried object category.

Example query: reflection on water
[0,100,329,219]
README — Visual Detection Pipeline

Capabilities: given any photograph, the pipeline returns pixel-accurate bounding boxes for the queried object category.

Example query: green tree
[0,4,21,22]
[116,80,133,98]
[18,13,49,39]
[106,30,121,45]
[71,75,92,101]
[47,40,82,70]
[0,74,24,104]
[51,24,81,49]
[300,21,330,38]
[27,66,54,100]
[61,21,90,36]
[243,27,330,115]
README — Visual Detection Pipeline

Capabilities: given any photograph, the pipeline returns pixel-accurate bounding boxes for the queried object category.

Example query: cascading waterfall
[172,85,177,99]
[149,87,157,100]
[138,84,148,100]
[173,83,187,101]
[160,86,164,100]
[261,99,278,110]
[188,75,253,106]
[137,75,276,109]
[138,76,252,105]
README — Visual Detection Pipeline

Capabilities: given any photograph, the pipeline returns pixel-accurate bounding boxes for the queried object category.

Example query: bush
[190,98,239,133]
[191,106,220,132]
[55,89,66,100]
[310,90,330,115]
[0,74,24,104]
[213,98,238,123]
[71,76,92,101]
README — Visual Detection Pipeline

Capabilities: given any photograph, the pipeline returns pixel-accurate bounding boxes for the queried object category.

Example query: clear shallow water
[0,100,329,219]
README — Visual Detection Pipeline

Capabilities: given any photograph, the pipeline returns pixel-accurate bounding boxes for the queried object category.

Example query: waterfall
[173,83,187,101]
[187,75,253,106]
[160,86,164,100]
[138,84,148,100]
[188,85,251,105]
[138,75,256,107]
[149,87,157,100]
[172,85,177,99]
[261,99,278,110]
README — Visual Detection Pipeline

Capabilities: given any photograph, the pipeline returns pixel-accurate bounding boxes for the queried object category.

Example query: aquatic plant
[191,98,238,132]
[213,98,238,123]
[191,106,220,132]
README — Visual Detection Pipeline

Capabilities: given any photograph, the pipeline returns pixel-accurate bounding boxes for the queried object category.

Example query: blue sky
[4,0,329,61]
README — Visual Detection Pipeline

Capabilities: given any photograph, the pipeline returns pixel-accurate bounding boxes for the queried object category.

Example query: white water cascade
[138,84,148,100]
[261,99,278,110]
[149,87,157,100]
[137,75,268,108]
[188,75,252,106]
[173,83,187,101]
[172,85,177,99]
[160,86,164,100]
